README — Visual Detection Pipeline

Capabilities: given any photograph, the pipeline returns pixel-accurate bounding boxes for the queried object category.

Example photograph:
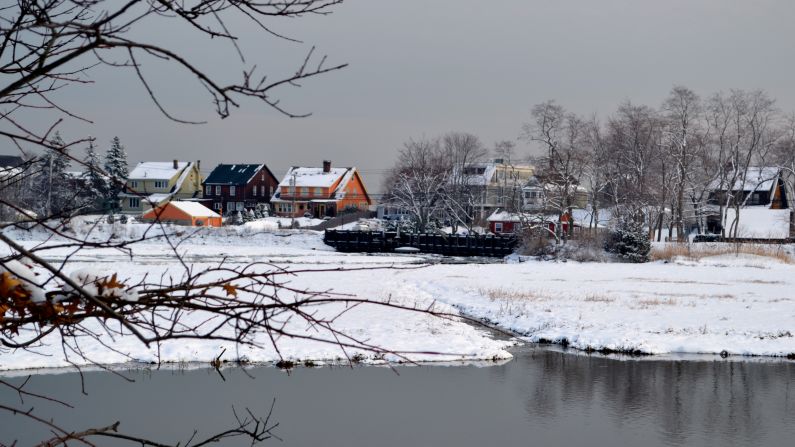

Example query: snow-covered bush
[605,220,650,263]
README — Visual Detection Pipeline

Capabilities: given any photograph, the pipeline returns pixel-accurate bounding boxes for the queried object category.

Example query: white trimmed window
[206,185,211,195]
[214,202,221,210]
[154,180,166,189]
[130,180,138,189]
[230,185,236,196]
[494,222,503,233]
[215,185,221,195]
[129,198,140,208]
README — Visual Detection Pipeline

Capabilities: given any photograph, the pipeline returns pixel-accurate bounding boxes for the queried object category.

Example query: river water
[2,347,793,446]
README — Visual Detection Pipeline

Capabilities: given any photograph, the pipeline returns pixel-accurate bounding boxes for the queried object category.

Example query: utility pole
[290,171,297,229]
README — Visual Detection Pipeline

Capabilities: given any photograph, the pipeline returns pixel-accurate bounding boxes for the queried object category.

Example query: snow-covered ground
[2,221,794,371]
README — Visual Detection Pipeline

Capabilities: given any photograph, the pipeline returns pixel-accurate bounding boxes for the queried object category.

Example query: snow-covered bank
[416,256,795,357]
[2,225,794,371]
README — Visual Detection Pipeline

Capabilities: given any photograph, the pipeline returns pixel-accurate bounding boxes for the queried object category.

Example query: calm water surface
[2,347,793,446]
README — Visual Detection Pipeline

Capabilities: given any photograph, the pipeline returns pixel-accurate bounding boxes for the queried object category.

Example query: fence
[323,230,518,257]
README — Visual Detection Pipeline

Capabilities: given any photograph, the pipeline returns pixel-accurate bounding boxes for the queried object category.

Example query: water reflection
[1,348,793,447]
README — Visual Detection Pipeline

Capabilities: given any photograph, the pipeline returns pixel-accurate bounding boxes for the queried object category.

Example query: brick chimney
[323,160,331,173]
[173,159,178,169]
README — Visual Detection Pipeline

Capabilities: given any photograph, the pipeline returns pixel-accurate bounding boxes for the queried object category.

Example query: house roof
[709,167,780,193]
[0,155,24,168]
[461,163,498,186]
[129,161,191,180]
[277,167,351,188]
[488,208,596,226]
[204,164,275,185]
[168,201,220,217]
[271,166,371,204]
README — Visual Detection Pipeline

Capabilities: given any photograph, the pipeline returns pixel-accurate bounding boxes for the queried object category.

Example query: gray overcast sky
[41,0,795,191]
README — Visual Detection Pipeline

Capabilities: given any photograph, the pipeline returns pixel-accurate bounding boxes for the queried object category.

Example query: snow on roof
[487,210,523,222]
[332,168,357,200]
[278,167,350,188]
[709,167,780,193]
[488,208,597,225]
[204,164,266,185]
[129,161,191,180]
[462,163,497,186]
[167,201,220,217]
[145,193,171,204]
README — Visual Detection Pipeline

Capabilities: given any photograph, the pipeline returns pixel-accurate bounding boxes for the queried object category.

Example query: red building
[487,210,578,236]
[202,164,279,214]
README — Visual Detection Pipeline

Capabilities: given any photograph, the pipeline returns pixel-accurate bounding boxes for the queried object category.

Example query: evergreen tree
[604,220,651,263]
[104,136,129,212]
[82,140,107,209]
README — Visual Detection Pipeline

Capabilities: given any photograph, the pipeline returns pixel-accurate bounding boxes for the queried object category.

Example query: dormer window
[154,180,166,189]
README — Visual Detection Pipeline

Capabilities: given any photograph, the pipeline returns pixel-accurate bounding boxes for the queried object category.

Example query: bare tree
[442,132,487,232]
[604,101,664,227]
[521,101,589,241]
[705,90,777,237]
[661,86,704,241]
[383,137,450,232]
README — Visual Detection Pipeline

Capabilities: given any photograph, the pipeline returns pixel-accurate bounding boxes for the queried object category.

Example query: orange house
[142,201,222,227]
[270,160,373,218]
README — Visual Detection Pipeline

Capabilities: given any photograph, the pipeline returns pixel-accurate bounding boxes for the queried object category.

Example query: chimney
[323,160,331,173]
[196,160,201,171]
[173,159,178,169]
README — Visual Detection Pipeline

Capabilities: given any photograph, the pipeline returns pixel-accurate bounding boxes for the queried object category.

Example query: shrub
[605,220,650,263]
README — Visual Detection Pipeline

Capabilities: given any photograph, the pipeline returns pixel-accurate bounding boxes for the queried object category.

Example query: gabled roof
[271,166,371,204]
[204,164,275,185]
[129,161,191,180]
[144,201,219,218]
[0,155,24,168]
[708,167,780,193]
[277,167,351,188]
[167,201,220,217]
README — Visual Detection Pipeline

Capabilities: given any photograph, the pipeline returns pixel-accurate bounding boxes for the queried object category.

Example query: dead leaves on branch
[0,268,243,337]
[0,271,133,333]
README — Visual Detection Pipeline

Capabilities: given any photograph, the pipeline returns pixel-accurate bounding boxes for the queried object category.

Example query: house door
[316,204,326,218]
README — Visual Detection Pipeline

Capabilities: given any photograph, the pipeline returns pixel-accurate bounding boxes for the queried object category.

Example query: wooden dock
[323,230,517,257]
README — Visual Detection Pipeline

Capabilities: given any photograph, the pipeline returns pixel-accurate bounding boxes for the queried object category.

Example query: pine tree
[604,220,651,263]
[82,140,107,210]
[104,136,129,212]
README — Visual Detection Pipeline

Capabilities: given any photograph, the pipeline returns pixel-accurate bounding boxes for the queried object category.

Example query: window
[215,185,221,195]
[230,185,236,196]
[315,187,323,196]
[206,185,212,196]
[269,186,273,197]
[214,202,221,210]
[494,222,503,233]
[154,180,166,189]
[130,180,138,188]
[261,185,266,197]
[129,198,140,208]
[254,186,258,197]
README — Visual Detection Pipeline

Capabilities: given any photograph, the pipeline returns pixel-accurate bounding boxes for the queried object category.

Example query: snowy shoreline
[2,222,795,371]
